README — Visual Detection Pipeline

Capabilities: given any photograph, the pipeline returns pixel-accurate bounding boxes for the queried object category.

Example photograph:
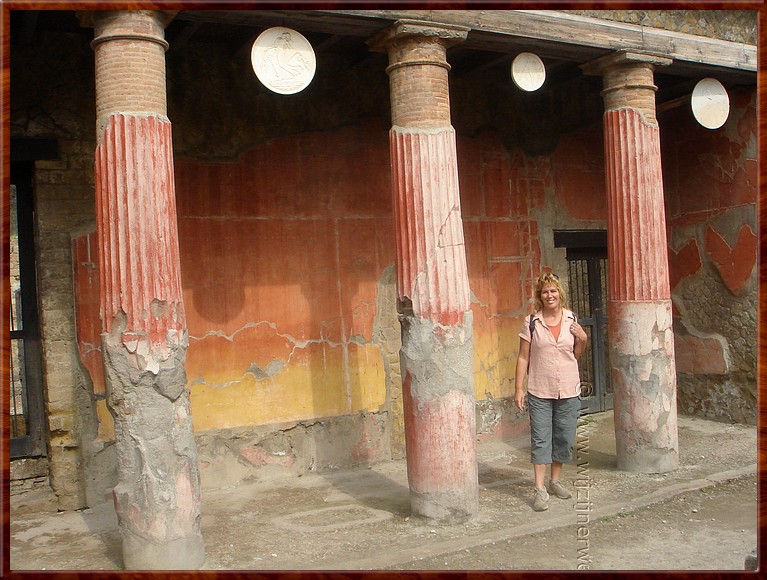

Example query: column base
[411,490,478,524]
[104,335,206,570]
[610,300,679,474]
[122,530,205,570]
[401,312,479,522]
[615,445,679,473]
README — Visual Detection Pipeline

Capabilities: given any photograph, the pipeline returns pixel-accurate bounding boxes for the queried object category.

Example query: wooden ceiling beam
[318,10,756,73]
[173,9,757,84]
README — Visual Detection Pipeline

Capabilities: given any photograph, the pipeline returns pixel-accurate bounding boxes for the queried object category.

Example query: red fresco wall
[74,117,614,440]
[175,119,396,430]
[663,88,757,380]
[72,232,113,441]
[663,88,757,250]
[664,88,757,224]
[459,132,546,403]
[552,124,607,222]
[175,119,565,433]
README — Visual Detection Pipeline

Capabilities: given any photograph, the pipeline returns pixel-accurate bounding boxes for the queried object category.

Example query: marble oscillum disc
[511,52,546,92]
[251,27,316,95]
[691,78,730,130]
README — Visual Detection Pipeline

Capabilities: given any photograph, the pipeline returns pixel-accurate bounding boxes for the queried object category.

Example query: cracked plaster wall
[663,87,757,425]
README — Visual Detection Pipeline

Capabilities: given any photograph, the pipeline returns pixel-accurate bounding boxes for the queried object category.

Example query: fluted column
[370,21,478,522]
[86,10,205,569]
[583,51,679,473]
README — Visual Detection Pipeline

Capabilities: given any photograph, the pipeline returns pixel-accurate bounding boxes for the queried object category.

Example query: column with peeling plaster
[584,52,679,473]
[370,20,478,521]
[86,10,205,569]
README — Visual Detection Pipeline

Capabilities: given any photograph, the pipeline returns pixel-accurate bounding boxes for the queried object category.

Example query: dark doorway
[554,230,611,414]
[10,139,57,458]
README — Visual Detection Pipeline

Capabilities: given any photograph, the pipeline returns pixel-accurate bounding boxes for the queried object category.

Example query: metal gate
[10,160,47,458]
[567,251,611,413]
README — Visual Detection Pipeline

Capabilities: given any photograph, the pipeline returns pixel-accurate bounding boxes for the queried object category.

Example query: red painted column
[371,21,478,522]
[87,10,205,569]
[584,52,679,473]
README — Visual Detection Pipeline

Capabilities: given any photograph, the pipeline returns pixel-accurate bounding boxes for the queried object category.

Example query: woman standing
[514,272,588,511]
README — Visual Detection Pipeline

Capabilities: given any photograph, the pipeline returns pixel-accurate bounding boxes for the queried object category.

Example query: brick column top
[582,51,672,126]
[369,20,468,129]
[85,10,175,139]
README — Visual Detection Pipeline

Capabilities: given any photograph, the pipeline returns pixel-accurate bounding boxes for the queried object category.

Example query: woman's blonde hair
[534,272,569,312]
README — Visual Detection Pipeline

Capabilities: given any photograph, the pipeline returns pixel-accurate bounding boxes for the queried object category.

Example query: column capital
[372,20,465,128]
[78,10,177,32]
[582,51,671,125]
[87,10,177,51]
[581,50,672,76]
[368,19,469,53]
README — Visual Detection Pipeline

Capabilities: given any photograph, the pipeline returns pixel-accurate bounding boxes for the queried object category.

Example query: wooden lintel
[172,9,756,81]
[317,9,757,74]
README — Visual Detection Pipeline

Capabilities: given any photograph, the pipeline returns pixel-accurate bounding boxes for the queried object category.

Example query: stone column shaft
[371,21,478,522]
[585,51,679,473]
[89,10,205,569]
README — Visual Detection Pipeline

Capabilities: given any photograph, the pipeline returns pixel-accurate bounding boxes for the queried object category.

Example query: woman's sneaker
[548,479,572,499]
[532,487,549,511]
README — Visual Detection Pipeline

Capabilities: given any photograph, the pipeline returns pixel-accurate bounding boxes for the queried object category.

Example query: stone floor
[9,411,759,571]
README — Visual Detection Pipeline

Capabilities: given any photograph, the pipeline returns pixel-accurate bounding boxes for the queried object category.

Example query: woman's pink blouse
[519,309,582,399]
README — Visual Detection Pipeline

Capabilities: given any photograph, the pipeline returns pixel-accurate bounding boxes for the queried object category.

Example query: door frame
[10,138,58,458]
[554,230,611,414]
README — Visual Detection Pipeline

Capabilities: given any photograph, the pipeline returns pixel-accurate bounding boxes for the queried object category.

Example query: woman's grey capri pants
[527,393,581,464]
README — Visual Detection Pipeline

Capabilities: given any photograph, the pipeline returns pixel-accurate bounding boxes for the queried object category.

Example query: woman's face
[540,283,561,310]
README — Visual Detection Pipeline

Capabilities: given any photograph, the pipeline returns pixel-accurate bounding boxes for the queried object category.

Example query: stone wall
[566,10,757,44]
[10,26,100,509]
[9,457,50,494]
[34,141,100,510]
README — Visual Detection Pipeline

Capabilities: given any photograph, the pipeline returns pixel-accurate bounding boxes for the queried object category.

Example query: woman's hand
[514,337,530,410]
[570,321,588,343]
[514,389,526,411]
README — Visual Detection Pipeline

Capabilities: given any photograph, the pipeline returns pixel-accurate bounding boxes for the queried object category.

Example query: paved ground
[9,411,759,571]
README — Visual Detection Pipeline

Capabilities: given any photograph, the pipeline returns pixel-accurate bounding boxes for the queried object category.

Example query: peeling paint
[611,301,679,473]
[104,336,203,567]
[400,312,478,521]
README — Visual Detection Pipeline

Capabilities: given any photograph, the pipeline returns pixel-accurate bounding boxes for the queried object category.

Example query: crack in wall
[189,320,339,349]
[189,313,385,389]
[436,203,462,247]
[78,342,102,356]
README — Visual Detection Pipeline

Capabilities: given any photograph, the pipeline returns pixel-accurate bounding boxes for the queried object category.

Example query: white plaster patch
[612,301,673,356]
